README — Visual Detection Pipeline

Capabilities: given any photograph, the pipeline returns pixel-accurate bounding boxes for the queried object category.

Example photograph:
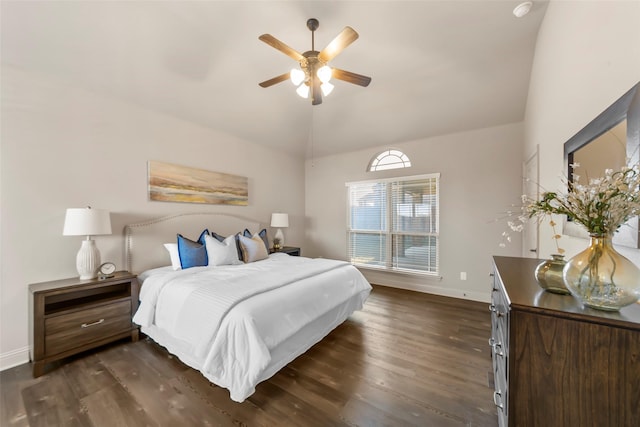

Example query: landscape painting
[148,161,248,205]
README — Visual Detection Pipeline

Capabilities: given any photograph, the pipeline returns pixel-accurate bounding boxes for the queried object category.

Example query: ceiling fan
[259,18,372,105]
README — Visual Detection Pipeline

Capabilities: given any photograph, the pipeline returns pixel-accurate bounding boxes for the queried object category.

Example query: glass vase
[563,234,640,311]
[535,254,570,294]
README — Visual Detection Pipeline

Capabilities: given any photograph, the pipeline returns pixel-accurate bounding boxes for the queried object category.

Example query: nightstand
[29,271,139,377]
[270,246,301,256]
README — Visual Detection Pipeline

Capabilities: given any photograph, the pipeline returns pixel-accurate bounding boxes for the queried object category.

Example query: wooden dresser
[29,271,139,377]
[491,256,640,427]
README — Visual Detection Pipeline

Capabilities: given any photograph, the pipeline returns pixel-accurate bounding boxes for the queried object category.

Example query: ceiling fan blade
[311,78,322,105]
[332,68,372,87]
[259,72,291,88]
[318,26,359,63]
[259,34,304,62]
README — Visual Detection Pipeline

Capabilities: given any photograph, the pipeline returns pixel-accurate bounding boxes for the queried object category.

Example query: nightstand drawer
[45,300,131,356]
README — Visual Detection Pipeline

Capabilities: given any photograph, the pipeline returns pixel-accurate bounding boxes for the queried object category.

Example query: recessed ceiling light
[513,1,533,18]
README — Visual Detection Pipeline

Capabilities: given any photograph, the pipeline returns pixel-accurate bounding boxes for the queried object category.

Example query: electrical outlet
[460,272,467,280]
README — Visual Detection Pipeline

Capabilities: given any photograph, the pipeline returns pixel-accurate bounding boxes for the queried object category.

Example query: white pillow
[205,234,243,266]
[164,243,181,270]
[238,234,269,263]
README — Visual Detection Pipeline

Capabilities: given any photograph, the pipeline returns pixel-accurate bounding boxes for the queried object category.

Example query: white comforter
[133,253,371,402]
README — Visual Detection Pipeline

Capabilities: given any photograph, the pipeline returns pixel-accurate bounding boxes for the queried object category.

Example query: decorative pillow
[211,232,225,243]
[164,243,182,270]
[204,234,243,266]
[177,229,209,269]
[243,228,269,252]
[213,231,243,261]
[238,234,269,263]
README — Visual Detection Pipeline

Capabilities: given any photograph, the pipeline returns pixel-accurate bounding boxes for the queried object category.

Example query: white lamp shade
[63,208,112,236]
[270,213,289,228]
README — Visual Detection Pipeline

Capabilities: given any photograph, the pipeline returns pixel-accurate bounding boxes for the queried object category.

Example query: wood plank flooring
[1,285,498,426]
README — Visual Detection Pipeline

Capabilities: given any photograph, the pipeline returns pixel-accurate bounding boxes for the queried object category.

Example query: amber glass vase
[563,234,640,311]
[535,254,570,294]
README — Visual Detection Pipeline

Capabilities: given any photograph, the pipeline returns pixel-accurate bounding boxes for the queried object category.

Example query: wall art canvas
[148,161,248,205]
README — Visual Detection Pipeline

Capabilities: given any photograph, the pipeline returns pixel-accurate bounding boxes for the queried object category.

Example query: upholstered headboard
[124,212,261,274]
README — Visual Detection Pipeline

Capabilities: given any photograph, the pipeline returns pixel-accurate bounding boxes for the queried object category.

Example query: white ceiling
[1,1,548,158]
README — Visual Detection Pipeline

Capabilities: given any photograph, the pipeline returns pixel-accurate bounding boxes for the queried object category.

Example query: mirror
[564,81,640,248]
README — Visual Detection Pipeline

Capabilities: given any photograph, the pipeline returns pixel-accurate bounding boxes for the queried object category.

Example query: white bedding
[133,253,371,402]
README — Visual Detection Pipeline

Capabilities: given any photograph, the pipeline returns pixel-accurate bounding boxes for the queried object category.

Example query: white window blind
[347,174,439,275]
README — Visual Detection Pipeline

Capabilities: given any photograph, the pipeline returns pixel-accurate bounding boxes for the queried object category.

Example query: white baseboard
[360,269,490,303]
[0,346,30,371]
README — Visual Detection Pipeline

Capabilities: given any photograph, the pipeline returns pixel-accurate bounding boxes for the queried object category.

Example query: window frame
[367,149,412,172]
[346,173,440,276]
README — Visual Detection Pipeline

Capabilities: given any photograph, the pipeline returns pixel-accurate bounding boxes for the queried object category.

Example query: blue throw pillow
[177,229,209,269]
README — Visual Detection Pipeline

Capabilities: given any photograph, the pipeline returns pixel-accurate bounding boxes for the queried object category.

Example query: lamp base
[274,228,285,247]
[76,238,101,280]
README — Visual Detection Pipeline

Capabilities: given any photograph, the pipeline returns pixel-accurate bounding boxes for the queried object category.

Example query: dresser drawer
[45,300,131,356]
[490,273,510,426]
[493,346,508,426]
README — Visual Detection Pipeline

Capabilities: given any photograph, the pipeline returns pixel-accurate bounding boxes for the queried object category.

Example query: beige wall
[524,0,640,261]
[0,67,305,369]
[304,123,524,301]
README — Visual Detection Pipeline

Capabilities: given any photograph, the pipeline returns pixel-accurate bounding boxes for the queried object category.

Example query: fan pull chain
[309,107,315,167]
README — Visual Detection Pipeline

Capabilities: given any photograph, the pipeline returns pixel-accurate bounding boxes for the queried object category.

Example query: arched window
[368,149,411,172]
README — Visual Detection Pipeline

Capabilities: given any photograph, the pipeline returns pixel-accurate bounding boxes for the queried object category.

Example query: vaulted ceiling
[1,1,548,158]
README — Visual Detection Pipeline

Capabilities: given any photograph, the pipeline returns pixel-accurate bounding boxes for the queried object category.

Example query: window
[346,174,439,275]
[368,149,411,171]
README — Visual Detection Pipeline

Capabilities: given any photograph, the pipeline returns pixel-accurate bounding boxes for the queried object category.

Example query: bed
[125,212,372,402]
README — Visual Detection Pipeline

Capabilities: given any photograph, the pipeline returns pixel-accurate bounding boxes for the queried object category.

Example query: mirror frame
[563,81,640,247]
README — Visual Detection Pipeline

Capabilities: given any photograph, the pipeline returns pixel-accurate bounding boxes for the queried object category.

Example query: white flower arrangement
[498,163,640,252]
[528,164,640,236]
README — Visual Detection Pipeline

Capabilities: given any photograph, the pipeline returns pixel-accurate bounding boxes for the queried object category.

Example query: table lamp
[270,213,289,249]
[63,207,112,280]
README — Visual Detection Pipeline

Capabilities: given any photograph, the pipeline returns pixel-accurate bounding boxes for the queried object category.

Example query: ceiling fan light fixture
[296,83,310,99]
[290,68,305,86]
[317,65,332,83]
[321,82,334,97]
[259,19,371,105]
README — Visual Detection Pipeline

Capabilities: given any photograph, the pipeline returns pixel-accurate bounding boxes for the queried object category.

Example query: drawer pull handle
[488,338,504,357]
[490,304,506,317]
[81,319,105,328]
[492,342,504,357]
[493,391,504,410]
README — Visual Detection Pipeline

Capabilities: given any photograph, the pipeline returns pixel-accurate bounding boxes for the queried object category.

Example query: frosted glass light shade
[296,84,310,98]
[317,65,332,83]
[290,68,305,86]
[321,82,334,96]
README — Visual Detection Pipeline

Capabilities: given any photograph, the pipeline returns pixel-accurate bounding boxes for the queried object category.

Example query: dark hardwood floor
[1,285,498,426]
